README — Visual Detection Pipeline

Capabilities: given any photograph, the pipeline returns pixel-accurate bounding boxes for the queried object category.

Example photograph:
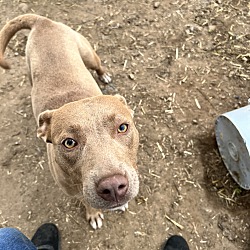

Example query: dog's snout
[96,175,128,202]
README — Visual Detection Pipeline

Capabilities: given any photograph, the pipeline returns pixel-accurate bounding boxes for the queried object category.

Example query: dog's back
[26,16,103,117]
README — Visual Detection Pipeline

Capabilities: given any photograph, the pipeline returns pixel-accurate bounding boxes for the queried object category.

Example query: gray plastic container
[215,103,250,189]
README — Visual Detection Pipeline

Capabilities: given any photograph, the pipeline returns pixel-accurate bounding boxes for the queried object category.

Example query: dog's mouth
[107,202,128,212]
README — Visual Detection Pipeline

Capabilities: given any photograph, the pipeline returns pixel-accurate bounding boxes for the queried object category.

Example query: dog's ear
[37,110,54,143]
[114,94,134,118]
[114,94,127,105]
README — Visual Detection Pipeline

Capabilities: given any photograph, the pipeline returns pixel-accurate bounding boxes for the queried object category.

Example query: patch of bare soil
[0,0,250,249]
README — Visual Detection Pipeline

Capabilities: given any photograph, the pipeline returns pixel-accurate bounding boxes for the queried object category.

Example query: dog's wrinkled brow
[65,124,82,134]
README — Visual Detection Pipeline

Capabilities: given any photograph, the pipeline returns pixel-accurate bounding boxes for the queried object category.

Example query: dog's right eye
[62,138,78,149]
[118,123,129,133]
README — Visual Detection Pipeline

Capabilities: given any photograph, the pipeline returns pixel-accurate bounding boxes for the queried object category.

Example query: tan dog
[0,14,139,229]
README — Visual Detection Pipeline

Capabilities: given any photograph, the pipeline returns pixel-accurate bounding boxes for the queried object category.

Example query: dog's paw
[86,206,104,230]
[109,202,128,212]
[99,73,112,84]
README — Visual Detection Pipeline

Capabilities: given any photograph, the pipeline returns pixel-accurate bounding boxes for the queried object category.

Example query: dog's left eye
[118,123,128,133]
[62,138,78,149]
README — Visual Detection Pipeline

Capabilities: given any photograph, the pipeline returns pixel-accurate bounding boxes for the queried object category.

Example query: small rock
[129,73,135,80]
[153,2,160,8]
[19,3,29,13]
[192,119,198,125]
[208,25,216,33]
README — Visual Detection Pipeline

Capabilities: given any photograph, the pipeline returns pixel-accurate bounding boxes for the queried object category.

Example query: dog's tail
[0,14,40,69]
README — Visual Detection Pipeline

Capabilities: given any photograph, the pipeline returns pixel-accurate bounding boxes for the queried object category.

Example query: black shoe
[31,223,60,250]
[163,235,189,250]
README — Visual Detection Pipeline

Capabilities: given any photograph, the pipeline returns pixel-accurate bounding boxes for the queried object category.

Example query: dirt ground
[0,0,250,249]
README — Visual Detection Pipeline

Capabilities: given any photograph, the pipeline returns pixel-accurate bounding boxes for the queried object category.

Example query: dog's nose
[96,175,128,202]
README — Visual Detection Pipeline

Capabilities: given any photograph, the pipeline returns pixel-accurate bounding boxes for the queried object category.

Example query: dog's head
[37,95,139,210]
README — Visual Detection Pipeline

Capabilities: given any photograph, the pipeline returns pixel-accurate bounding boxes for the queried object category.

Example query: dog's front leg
[83,202,104,230]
